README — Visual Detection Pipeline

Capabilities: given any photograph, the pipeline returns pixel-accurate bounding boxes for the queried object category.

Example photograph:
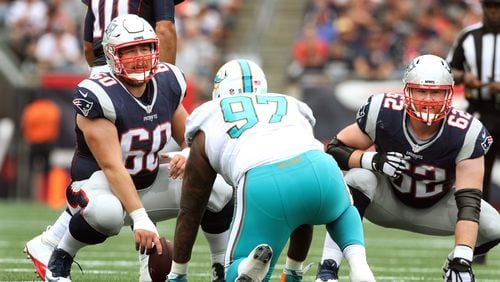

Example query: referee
[447,0,500,263]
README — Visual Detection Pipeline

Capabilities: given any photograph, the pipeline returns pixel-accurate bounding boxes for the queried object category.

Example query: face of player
[483,2,500,30]
[408,87,448,124]
[118,43,153,86]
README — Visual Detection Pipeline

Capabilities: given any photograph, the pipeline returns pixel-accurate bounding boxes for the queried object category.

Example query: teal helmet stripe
[238,59,253,93]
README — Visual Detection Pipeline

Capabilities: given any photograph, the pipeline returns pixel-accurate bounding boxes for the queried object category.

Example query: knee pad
[201,197,234,234]
[82,193,124,236]
[344,168,378,200]
[69,212,108,245]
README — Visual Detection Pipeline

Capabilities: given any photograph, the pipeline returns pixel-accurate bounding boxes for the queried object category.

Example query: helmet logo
[406,60,417,73]
[106,22,118,34]
[214,73,226,83]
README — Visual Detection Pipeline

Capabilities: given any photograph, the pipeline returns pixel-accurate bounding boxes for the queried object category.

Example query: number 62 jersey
[357,93,493,208]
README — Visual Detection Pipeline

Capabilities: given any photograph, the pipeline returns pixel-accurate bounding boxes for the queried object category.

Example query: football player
[82,0,184,72]
[24,15,233,282]
[166,59,376,282]
[314,54,500,282]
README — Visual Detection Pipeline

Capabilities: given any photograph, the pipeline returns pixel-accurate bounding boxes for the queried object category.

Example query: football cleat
[315,259,339,282]
[45,248,73,282]
[139,251,152,282]
[280,263,313,282]
[236,244,273,282]
[212,262,225,282]
[167,272,187,282]
[348,260,376,282]
[24,229,58,280]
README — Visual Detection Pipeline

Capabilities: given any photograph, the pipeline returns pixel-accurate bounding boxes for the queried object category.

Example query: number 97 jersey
[357,93,493,208]
[185,93,324,187]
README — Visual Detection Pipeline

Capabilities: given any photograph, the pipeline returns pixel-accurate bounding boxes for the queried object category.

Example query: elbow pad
[454,188,482,223]
[326,136,355,170]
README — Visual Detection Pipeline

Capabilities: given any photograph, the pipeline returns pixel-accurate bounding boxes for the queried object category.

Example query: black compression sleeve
[455,188,482,223]
[326,136,355,170]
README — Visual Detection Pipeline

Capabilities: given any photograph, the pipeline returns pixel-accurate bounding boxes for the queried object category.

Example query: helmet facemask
[105,40,159,84]
[404,83,453,125]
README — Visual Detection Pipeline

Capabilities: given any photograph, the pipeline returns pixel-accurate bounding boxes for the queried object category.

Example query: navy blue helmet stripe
[238,59,253,93]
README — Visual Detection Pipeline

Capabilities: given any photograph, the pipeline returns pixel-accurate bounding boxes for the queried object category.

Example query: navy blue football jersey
[356,93,493,208]
[71,63,186,189]
[82,0,183,66]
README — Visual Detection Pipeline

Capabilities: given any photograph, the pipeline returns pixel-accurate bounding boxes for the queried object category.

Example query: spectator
[352,26,396,80]
[5,0,48,61]
[292,23,330,73]
[34,22,85,73]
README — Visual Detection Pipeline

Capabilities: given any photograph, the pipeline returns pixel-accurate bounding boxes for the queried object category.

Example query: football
[148,237,174,282]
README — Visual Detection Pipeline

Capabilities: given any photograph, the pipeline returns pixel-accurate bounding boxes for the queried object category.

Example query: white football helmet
[102,14,159,83]
[403,54,454,124]
[212,59,267,99]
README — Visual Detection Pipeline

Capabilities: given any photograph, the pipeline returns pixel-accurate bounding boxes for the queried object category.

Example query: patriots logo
[356,100,369,120]
[481,132,493,152]
[106,22,118,35]
[73,98,94,116]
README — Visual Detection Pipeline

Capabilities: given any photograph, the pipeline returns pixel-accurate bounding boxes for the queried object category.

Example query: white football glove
[361,151,408,178]
[444,257,474,282]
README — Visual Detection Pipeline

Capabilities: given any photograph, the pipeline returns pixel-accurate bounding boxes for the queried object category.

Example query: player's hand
[444,257,474,282]
[160,148,190,179]
[130,208,161,255]
[361,151,408,178]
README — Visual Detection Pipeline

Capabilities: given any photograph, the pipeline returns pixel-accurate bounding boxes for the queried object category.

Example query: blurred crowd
[288,0,483,83]
[0,0,241,100]
[0,0,241,200]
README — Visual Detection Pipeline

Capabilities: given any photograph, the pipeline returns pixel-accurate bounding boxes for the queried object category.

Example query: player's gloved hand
[361,151,407,178]
[167,272,187,282]
[130,208,161,255]
[444,257,474,282]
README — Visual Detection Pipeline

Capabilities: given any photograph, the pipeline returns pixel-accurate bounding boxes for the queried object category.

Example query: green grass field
[0,201,498,281]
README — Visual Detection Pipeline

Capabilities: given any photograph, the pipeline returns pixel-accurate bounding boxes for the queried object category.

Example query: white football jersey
[186,93,323,186]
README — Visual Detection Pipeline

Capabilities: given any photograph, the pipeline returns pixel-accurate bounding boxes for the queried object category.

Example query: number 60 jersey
[358,93,493,208]
[185,93,324,187]
[71,63,186,189]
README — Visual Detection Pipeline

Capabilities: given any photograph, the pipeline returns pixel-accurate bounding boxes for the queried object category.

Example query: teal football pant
[225,150,364,281]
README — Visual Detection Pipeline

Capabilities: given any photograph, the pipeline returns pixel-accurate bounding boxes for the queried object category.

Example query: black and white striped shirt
[447,22,500,102]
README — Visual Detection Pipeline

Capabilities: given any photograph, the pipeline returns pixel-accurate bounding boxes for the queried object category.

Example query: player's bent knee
[83,194,124,236]
[201,197,234,233]
[345,168,378,200]
[69,212,108,244]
